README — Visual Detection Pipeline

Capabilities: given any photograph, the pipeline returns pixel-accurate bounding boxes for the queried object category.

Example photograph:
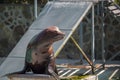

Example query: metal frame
[54,2,93,57]
[101,0,106,68]
[101,0,120,66]
[34,0,37,19]
[56,4,96,73]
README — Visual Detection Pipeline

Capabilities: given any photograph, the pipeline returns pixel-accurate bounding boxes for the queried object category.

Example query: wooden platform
[57,62,120,80]
[7,62,120,80]
[8,74,98,80]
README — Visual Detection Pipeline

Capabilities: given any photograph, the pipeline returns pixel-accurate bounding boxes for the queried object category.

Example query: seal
[3,26,65,80]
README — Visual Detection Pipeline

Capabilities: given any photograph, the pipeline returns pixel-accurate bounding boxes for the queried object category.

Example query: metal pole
[79,23,83,62]
[91,3,95,74]
[92,3,95,63]
[70,36,93,67]
[97,2,100,15]
[34,0,37,19]
[101,0,106,69]
[80,23,83,49]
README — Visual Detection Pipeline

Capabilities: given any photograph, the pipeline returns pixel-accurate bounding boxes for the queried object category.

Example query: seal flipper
[48,68,60,80]
[47,56,60,80]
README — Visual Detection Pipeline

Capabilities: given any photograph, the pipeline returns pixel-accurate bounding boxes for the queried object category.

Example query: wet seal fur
[3,26,65,80]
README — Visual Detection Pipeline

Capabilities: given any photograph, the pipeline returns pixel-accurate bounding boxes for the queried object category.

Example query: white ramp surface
[0,1,92,80]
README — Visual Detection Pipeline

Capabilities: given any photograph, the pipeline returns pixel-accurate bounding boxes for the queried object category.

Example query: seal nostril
[35,53,37,55]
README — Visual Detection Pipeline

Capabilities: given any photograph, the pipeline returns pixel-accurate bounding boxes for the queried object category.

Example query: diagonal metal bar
[70,36,95,74]
[108,51,120,61]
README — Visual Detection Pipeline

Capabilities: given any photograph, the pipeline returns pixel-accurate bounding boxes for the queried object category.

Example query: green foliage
[114,0,120,6]
[0,0,48,5]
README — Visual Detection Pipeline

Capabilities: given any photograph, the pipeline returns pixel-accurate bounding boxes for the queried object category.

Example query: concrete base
[7,74,56,80]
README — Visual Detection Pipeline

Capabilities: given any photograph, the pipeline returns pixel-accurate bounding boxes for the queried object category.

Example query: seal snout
[47,26,65,41]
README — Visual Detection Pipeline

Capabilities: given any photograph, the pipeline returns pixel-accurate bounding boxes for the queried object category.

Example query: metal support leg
[101,0,106,69]
[91,3,95,74]
[70,36,94,74]
[91,3,95,64]
[34,0,37,19]
[79,23,83,64]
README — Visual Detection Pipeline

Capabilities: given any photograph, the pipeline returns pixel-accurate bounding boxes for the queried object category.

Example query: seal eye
[54,31,57,33]
[53,31,59,35]
[42,51,47,54]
